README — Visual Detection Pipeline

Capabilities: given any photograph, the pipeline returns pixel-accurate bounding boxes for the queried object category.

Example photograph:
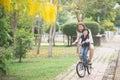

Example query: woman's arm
[88,29,94,43]
[78,38,82,45]
[72,31,82,45]
[72,31,80,45]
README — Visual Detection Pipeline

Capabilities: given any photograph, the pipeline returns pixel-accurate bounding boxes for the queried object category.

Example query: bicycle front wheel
[76,62,85,78]
[87,64,92,74]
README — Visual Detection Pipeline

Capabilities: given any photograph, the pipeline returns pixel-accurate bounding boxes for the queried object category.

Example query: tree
[39,0,58,57]
[14,29,33,62]
[101,20,115,31]
[85,0,117,22]
[45,23,60,46]
[114,7,120,26]
[60,0,118,23]
[36,17,43,54]
[0,0,62,58]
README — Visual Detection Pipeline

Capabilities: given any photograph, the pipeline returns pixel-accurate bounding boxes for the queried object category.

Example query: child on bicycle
[78,29,90,63]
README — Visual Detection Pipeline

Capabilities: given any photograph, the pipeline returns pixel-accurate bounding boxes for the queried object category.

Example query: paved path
[114,49,120,80]
[55,35,120,80]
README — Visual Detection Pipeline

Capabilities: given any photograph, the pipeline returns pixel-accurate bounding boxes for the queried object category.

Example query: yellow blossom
[40,2,57,24]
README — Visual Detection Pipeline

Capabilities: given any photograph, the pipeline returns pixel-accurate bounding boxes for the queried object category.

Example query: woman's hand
[72,42,77,45]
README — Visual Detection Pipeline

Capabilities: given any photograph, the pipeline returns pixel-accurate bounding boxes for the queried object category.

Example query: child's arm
[85,35,90,43]
[85,38,90,43]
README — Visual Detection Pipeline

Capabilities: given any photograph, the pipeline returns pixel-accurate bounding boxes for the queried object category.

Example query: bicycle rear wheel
[76,62,85,78]
[86,64,92,74]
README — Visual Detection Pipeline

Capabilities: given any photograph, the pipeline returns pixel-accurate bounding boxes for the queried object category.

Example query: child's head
[82,29,89,36]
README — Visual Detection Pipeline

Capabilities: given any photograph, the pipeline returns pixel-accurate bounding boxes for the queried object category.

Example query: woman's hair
[82,29,89,35]
[76,23,87,32]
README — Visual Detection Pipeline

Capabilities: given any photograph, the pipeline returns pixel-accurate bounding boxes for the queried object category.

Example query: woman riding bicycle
[72,22,94,64]
[78,29,90,63]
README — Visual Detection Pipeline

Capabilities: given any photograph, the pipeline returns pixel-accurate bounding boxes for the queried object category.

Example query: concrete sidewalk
[55,35,120,80]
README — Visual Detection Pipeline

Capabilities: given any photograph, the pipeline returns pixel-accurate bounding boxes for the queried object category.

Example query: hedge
[62,22,77,36]
[84,22,100,36]
[62,21,100,37]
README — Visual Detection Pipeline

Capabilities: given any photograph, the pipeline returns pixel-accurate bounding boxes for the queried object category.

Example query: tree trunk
[75,10,81,22]
[67,36,70,46]
[37,26,42,54]
[11,10,18,33]
[0,7,4,19]
[70,36,72,46]
[53,25,56,46]
[11,10,18,48]
[48,26,53,57]
[10,10,22,60]
[32,18,36,34]
[19,54,22,63]
[75,0,86,22]
[48,0,57,57]
[48,24,55,57]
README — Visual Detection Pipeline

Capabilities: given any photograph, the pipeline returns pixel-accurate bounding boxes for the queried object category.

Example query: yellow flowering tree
[0,0,12,18]
[0,0,58,57]
[27,0,58,56]
[40,2,57,25]
[39,0,58,57]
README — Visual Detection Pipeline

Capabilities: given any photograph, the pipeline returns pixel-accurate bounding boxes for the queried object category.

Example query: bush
[62,22,77,36]
[62,22,77,46]
[14,29,33,63]
[101,21,115,31]
[84,22,100,36]
[100,27,105,34]
[0,19,13,47]
[0,48,12,76]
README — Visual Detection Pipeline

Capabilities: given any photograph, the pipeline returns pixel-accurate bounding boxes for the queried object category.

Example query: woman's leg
[89,44,94,61]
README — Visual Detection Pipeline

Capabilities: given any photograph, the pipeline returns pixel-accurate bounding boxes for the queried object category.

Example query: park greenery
[0,0,120,79]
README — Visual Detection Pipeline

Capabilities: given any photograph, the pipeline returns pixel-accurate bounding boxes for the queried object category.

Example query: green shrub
[0,52,7,76]
[0,48,12,76]
[0,19,13,47]
[100,27,105,34]
[14,29,33,63]
[101,21,115,31]
[84,22,100,36]
[62,22,77,46]
[62,22,77,36]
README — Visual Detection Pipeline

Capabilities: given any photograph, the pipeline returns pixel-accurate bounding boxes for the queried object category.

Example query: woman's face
[78,25,84,32]
[83,30,88,36]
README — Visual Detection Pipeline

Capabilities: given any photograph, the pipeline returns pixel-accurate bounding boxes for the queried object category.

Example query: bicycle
[76,46,92,78]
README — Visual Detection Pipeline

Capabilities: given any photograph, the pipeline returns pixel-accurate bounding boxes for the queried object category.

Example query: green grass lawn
[7,57,78,80]
[3,46,78,80]
[2,46,97,80]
